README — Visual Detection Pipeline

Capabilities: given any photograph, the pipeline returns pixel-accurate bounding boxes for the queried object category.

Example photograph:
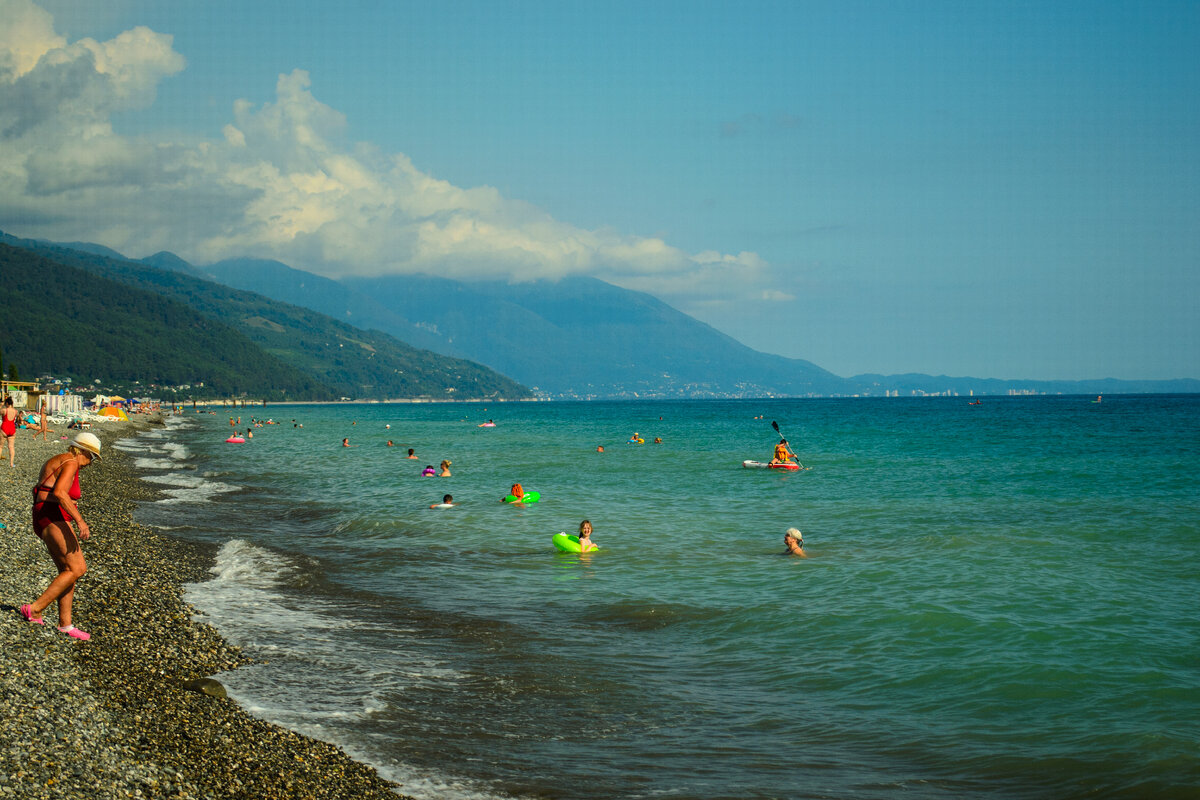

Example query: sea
[114,396,1199,800]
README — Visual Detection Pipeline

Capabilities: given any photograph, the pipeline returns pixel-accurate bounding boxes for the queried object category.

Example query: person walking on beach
[32,401,50,442]
[2,397,19,466]
[19,432,104,640]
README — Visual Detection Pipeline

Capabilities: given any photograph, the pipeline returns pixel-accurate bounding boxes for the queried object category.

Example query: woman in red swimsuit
[19,432,102,641]
[2,397,18,467]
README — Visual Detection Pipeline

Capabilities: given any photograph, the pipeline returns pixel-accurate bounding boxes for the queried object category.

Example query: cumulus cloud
[0,0,770,294]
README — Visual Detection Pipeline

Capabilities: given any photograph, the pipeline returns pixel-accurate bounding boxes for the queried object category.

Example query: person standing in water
[20,433,104,640]
[783,528,807,557]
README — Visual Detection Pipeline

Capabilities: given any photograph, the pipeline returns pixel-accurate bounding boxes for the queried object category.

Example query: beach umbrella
[99,407,129,420]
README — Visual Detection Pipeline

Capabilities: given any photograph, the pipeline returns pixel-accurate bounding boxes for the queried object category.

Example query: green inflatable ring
[553,533,599,553]
[503,491,540,504]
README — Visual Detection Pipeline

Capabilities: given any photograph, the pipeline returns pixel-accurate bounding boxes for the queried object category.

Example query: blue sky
[3,0,1197,380]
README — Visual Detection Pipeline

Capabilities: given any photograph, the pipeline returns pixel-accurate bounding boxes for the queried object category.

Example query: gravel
[0,415,412,799]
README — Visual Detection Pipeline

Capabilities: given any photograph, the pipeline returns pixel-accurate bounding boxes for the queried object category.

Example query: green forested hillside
[0,237,531,400]
[0,243,328,398]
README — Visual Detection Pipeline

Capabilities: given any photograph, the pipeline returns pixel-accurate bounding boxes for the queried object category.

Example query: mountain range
[179,257,848,398]
[0,234,529,401]
[5,230,1196,398]
[168,255,1200,398]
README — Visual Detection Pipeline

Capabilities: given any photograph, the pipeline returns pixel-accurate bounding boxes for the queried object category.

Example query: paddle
[771,420,805,468]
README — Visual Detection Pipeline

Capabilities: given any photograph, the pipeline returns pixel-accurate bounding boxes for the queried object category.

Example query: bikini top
[33,472,82,503]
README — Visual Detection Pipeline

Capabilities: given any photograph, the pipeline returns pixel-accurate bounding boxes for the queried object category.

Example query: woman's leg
[30,522,87,627]
[4,434,13,466]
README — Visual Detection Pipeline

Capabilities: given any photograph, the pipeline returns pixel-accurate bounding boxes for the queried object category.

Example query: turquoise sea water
[120,396,1199,799]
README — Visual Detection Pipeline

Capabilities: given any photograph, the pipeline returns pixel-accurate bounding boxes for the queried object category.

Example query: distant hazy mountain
[168,256,854,397]
[191,258,452,356]
[343,274,854,397]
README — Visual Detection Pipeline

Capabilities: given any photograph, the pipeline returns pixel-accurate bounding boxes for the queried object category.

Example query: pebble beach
[0,416,408,800]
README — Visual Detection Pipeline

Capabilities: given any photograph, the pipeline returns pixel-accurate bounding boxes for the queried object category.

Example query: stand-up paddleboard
[742,460,805,471]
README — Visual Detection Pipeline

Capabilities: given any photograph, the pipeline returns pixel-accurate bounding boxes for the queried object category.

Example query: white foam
[146,475,238,504]
[134,457,178,470]
[184,539,514,800]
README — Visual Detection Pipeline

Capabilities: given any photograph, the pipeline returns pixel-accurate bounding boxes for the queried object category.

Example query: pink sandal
[19,604,43,625]
[56,625,90,641]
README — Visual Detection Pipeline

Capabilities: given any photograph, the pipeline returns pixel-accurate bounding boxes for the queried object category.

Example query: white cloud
[0,0,769,292]
[0,0,63,80]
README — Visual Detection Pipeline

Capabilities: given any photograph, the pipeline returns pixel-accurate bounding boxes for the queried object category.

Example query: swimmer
[504,483,525,503]
[342,438,350,447]
[439,459,452,477]
[421,465,436,476]
[578,520,597,553]
[596,445,604,453]
[430,494,455,509]
[387,440,394,447]
[406,448,418,459]
[653,437,662,444]
[783,528,807,558]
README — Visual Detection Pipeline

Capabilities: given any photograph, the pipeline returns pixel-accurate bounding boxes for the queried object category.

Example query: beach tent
[99,407,129,421]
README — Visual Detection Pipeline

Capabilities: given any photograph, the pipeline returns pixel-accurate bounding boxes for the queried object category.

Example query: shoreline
[0,417,410,799]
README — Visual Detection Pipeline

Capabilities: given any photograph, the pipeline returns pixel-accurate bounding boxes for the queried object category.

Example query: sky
[1,0,1197,381]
